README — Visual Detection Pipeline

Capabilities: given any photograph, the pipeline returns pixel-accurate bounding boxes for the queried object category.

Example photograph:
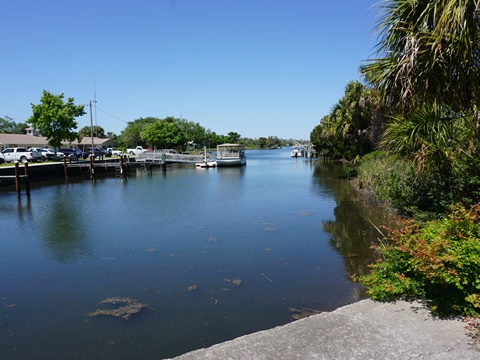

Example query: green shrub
[357,203,480,316]
[357,152,480,220]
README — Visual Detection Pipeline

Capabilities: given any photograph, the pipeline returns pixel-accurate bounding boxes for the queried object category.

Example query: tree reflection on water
[312,160,396,282]
[39,187,93,263]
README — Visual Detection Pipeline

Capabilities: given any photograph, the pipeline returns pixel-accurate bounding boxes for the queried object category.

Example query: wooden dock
[0,161,30,196]
[0,152,205,195]
[136,151,207,163]
[64,156,167,179]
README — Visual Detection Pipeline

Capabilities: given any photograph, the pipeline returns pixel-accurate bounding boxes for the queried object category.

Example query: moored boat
[216,143,246,166]
[290,145,304,157]
[196,146,217,168]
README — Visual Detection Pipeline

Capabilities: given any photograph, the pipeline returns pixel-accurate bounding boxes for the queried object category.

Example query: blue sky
[2,0,379,140]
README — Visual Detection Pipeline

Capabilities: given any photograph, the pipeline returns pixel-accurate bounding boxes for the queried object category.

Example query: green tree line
[310,0,480,218]
[311,0,480,317]
[16,92,302,151]
[0,116,28,134]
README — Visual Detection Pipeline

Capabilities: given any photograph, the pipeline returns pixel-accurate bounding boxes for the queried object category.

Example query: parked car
[127,146,146,155]
[106,148,123,156]
[74,148,88,159]
[47,149,64,159]
[0,153,5,164]
[29,148,65,161]
[59,148,79,160]
[85,147,107,158]
[29,147,53,161]
[1,147,42,163]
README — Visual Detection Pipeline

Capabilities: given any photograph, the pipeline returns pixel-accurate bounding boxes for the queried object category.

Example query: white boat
[196,147,217,168]
[216,143,246,166]
[290,145,304,157]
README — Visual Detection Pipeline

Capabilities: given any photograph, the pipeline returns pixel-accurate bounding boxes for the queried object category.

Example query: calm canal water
[0,149,392,359]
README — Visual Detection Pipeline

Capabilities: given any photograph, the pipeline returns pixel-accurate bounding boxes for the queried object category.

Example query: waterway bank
[171,299,477,359]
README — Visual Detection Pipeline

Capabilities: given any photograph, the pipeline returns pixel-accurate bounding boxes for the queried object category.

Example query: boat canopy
[217,143,244,148]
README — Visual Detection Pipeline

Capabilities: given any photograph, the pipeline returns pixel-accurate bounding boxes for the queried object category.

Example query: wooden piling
[63,157,68,179]
[124,155,130,177]
[162,153,167,173]
[24,162,30,196]
[120,156,127,180]
[89,156,95,178]
[14,161,20,196]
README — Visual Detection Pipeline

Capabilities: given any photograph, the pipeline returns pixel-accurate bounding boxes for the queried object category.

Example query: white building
[0,128,115,151]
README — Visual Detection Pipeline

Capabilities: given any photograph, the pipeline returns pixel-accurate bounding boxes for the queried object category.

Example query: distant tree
[266,136,281,148]
[204,129,216,148]
[0,116,16,133]
[216,134,228,145]
[0,116,27,134]
[106,132,118,142]
[119,117,158,147]
[13,122,28,134]
[79,125,106,138]
[227,132,241,143]
[206,130,229,148]
[140,118,186,149]
[258,137,267,148]
[177,117,207,148]
[311,81,375,160]
[28,90,85,148]
[310,116,341,158]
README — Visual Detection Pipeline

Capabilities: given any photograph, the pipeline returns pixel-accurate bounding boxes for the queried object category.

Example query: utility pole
[89,100,96,156]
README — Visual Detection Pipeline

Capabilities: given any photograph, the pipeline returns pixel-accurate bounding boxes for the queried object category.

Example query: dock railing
[136,150,208,163]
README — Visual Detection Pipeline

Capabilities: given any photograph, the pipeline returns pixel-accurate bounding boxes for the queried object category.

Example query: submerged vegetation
[88,297,149,320]
[310,1,480,318]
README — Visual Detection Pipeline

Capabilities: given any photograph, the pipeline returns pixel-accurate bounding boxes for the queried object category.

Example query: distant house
[0,128,116,150]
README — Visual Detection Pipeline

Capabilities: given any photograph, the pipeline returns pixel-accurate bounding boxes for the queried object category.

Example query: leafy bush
[357,203,480,316]
[357,151,480,220]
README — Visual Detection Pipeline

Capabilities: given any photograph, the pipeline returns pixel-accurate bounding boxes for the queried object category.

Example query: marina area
[0,148,393,359]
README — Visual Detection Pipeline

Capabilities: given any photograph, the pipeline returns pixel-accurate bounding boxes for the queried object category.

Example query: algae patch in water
[88,297,148,320]
[223,278,242,287]
[288,307,321,321]
[187,284,199,291]
[208,235,218,243]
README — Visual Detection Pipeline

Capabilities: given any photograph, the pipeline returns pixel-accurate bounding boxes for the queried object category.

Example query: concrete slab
[170,299,478,360]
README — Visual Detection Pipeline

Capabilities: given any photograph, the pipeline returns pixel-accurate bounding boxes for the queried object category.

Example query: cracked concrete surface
[170,299,478,360]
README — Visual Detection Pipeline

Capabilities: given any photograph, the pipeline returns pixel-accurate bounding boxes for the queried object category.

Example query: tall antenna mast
[94,75,98,137]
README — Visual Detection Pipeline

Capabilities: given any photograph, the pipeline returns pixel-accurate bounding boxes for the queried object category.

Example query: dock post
[90,156,95,178]
[63,157,68,179]
[162,153,167,174]
[119,156,123,178]
[24,162,30,196]
[120,156,127,180]
[14,161,20,196]
[125,155,130,176]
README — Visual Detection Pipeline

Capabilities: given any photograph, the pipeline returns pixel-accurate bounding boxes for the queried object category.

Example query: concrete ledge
[171,299,477,360]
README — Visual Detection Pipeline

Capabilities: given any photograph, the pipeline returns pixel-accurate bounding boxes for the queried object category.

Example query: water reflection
[323,201,376,277]
[311,161,394,280]
[17,196,33,224]
[311,161,353,200]
[0,193,33,224]
[215,166,246,201]
[216,166,246,178]
[39,186,93,263]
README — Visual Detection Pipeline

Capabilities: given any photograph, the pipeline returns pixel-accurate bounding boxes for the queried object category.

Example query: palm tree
[363,0,480,113]
[381,105,467,176]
